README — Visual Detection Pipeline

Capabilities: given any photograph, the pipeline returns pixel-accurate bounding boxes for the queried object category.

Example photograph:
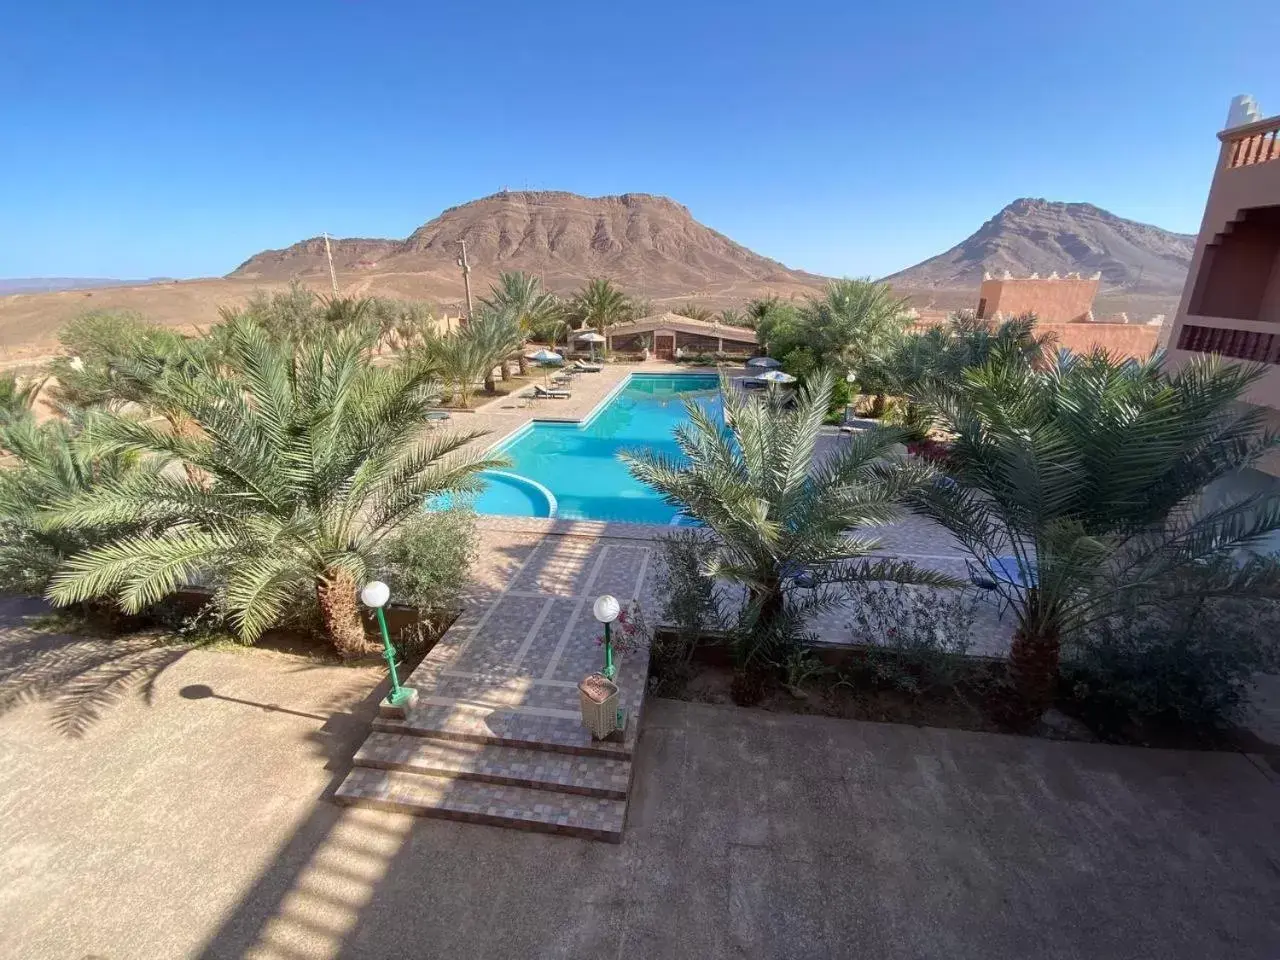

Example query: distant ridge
[229,190,826,297]
[0,277,172,295]
[884,199,1195,295]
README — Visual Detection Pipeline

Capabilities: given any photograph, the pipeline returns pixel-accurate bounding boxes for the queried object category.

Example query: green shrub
[781,347,817,380]
[824,376,852,423]
[374,508,478,631]
[845,582,978,695]
[652,530,730,693]
[1063,588,1280,733]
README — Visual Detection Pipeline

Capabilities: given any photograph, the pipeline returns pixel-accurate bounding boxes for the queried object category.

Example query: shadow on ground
[0,595,188,737]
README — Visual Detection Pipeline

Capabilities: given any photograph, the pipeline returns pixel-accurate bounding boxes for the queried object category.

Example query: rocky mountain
[229,191,824,297]
[884,199,1195,294]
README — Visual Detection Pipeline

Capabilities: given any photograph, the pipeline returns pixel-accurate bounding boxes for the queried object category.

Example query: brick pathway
[337,533,658,842]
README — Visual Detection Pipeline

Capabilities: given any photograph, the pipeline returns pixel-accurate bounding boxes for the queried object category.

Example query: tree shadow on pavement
[0,597,188,738]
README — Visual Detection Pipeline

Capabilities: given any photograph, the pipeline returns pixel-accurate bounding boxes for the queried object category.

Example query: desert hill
[884,198,1194,296]
[1,193,1193,365]
[230,191,826,297]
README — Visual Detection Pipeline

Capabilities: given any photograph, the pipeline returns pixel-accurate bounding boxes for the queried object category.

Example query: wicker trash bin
[578,673,620,740]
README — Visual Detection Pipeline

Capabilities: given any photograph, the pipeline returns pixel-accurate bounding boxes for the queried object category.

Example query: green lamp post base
[380,685,419,719]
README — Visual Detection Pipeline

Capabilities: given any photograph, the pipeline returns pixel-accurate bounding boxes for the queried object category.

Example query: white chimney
[1226,94,1261,130]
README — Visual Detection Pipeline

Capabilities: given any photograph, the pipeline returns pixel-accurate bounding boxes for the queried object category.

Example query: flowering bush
[594,600,649,656]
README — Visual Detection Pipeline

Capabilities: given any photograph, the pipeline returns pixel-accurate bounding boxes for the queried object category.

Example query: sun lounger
[573,359,603,372]
[534,384,571,399]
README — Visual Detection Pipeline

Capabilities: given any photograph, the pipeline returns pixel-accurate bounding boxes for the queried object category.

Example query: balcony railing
[1225,117,1280,168]
[1177,323,1279,364]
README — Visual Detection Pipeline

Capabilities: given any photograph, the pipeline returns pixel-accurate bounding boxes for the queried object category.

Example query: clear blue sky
[2,0,1278,280]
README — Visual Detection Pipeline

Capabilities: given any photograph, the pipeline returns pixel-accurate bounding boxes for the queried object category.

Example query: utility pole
[322,232,339,296]
[456,239,474,323]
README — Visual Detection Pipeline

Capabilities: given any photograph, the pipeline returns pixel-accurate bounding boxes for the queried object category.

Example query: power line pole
[456,239,474,323]
[322,232,339,296]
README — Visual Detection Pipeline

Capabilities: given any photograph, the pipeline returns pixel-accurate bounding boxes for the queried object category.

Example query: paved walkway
[2,593,1279,958]
[335,532,660,839]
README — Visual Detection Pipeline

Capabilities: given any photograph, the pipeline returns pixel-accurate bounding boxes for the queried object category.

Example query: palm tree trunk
[484,368,496,393]
[499,358,510,382]
[316,568,374,658]
[1007,625,1059,727]
[517,355,528,375]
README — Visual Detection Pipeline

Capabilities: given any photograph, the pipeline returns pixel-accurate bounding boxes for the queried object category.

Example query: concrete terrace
[1,583,1277,958]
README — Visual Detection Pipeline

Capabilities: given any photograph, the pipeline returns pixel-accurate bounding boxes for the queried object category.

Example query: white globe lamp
[592,594,620,624]
[360,580,390,609]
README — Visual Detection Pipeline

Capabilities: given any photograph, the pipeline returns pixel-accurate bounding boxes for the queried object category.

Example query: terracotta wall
[978,276,1101,324]
[1164,114,1280,411]
[914,319,1160,359]
[1041,322,1160,357]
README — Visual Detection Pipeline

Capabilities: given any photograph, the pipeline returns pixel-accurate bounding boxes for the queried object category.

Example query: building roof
[606,312,758,343]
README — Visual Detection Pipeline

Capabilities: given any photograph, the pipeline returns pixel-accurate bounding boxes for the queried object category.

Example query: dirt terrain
[0,192,1189,365]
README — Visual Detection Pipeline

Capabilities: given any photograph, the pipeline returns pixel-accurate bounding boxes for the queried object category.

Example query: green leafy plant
[0,372,45,425]
[480,271,562,373]
[1063,566,1280,733]
[623,369,956,700]
[910,351,1280,724]
[44,319,508,657]
[566,278,632,341]
[846,581,978,695]
[0,413,156,597]
[374,508,478,629]
[651,530,732,692]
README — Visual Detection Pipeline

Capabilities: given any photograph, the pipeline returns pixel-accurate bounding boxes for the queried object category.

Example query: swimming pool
[461,374,721,524]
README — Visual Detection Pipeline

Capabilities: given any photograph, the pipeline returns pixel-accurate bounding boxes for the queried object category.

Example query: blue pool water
[465,374,721,524]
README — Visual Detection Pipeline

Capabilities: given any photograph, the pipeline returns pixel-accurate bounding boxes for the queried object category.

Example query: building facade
[1162,95,1280,553]
[604,313,758,359]
[975,273,1100,323]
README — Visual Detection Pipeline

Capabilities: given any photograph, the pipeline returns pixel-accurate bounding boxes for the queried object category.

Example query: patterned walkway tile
[354,731,631,799]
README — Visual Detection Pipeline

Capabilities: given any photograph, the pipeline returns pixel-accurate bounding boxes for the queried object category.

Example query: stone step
[335,767,627,843]
[353,731,632,800]
[373,701,637,759]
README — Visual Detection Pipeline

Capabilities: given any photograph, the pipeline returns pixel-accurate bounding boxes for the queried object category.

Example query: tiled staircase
[335,701,639,842]
[335,536,655,843]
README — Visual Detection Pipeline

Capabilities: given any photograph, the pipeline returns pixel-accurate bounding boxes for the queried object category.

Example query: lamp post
[592,594,621,679]
[361,580,416,710]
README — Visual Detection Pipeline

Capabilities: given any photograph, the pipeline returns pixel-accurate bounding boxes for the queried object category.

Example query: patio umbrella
[758,370,796,384]
[575,330,607,361]
[527,348,563,386]
[747,356,781,369]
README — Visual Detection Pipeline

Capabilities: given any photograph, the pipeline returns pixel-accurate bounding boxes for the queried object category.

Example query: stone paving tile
[355,731,631,799]
[375,705,638,758]
[335,767,627,842]
[510,540,606,595]
[589,544,650,600]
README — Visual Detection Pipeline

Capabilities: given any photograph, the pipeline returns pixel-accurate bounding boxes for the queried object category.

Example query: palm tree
[0,413,156,596]
[480,271,561,374]
[567,278,632,342]
[718,308,746,328]
[675,302,713,322]
[910,350,1280,724]
[0,372,45,425]
[425,331,492,408]
[798,278,911,376]
[45,320,508,656]
[622,369,954,695]
[743,295,781,328]
[945,311,1056,373]
[465,308,526,392]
